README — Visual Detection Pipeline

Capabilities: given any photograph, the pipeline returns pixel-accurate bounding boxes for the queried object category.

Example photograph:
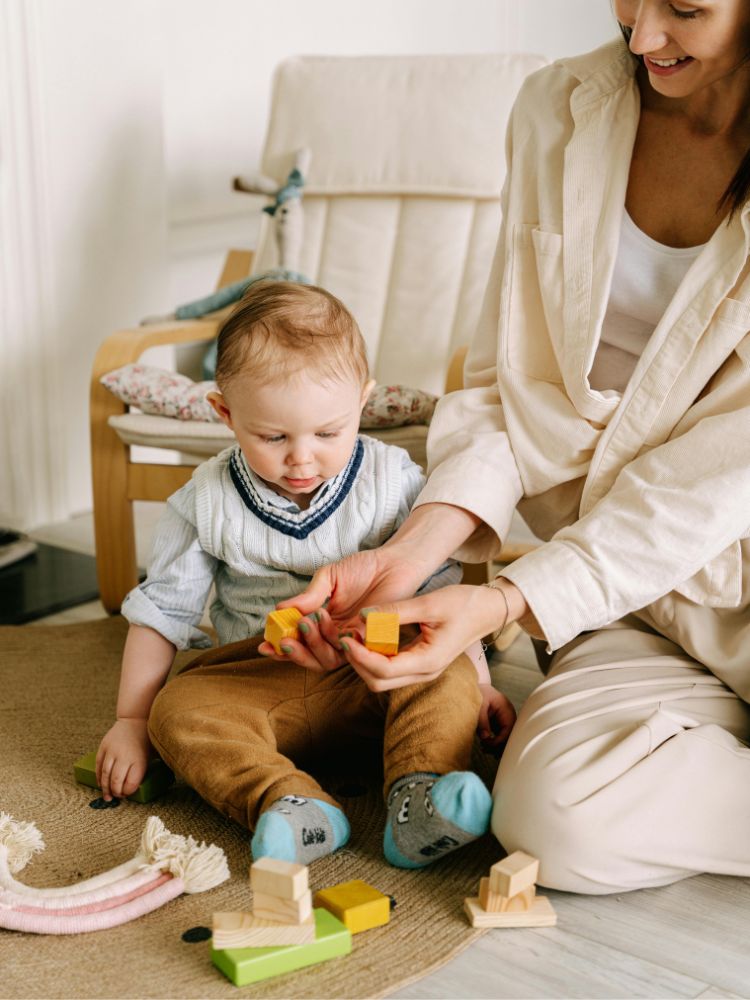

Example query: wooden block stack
[364,611,400,656]
[213,859,314,948]
[463,851,556,927]
[211,859,352,987]
[264,608,303,654]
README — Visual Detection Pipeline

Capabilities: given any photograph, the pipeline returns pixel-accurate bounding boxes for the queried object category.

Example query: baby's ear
[360,378,376,409]
[206,390,233,428]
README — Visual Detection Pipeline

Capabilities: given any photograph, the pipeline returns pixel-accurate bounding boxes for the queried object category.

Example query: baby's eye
[316,431,339,439]
[261,434,285,443]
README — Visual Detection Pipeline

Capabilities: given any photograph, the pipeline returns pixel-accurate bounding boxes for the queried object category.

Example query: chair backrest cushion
[251,53,547,394]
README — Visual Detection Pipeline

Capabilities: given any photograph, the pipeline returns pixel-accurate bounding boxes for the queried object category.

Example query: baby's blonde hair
[215,281,369,393]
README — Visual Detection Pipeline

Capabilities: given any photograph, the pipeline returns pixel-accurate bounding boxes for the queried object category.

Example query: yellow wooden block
[488,851,539,898]
[212,911,315,948]
[463,895,556,928]
[313,879,391,934]
[364,612,399,656]
[478,878,535,913]
[252,889,312,925]
[264,608,303,654]
[249,857,308,900]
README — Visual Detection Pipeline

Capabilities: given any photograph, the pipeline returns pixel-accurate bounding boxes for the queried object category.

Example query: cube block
[313,879,390,934]
[488,851,540,898]
[364,612,400,656]
[264,608,303,654]
[252,889,312,925]
[211,908,351,987]
[73,750,174,803]
[249,857,308,900]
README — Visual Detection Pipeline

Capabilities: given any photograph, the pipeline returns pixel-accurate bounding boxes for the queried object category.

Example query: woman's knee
[490,736,624,894]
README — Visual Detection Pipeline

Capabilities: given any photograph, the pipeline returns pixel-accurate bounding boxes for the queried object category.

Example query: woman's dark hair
[619,23,750,219]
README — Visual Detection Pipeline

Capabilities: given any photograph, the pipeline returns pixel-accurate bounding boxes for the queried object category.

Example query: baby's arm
[96,624,176,801]
[466,638,516,750]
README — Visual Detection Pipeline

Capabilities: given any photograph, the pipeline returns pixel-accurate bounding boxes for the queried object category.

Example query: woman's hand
[338,580,526,691]
[96,718,152,801]
[257,608,352,672]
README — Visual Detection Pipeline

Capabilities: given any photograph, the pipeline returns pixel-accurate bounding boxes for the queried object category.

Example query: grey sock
[384,771,492,869]
[251,794,350,864]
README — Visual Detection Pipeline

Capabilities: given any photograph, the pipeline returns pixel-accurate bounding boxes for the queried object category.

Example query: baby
[97,280,515,868]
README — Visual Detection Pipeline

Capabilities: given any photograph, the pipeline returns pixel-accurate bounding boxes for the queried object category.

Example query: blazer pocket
[503,224,564,383]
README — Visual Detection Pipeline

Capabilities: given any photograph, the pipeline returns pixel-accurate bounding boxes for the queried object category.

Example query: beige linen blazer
[417,40,750,696]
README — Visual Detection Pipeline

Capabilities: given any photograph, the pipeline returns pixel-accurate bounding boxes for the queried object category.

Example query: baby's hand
[477,684,516,752]
[96,719,151,802]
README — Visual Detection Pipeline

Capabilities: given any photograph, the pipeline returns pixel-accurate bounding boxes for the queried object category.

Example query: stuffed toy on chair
[141,148,312,379]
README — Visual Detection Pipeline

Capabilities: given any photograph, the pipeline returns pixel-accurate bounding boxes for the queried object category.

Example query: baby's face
[215,370,372,508]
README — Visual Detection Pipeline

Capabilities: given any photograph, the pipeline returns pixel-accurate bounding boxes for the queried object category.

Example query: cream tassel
[138,816,229,893]
[0,813,45,874]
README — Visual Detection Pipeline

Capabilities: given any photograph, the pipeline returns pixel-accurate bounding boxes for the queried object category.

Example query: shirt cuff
[121,588,213,651]
[499,540,608,652]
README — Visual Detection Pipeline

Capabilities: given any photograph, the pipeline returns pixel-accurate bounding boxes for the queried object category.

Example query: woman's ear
[360,378,377,410]
[206,390,234,429]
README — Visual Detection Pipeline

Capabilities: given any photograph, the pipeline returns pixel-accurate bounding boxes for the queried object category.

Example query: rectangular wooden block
[252,889,312,925]
[264,608,303,654]
[73,750,174,803]
[463,895,556,928]
[364,611,400,656]
[479,878,535,913]
[488,851,540,898]
[313,879,390,934]
[212,911,315,948]
[249,857,308,900]
[211,908,352,987]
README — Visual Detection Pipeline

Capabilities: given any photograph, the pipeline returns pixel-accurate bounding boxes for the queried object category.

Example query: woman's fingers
[340,634,445,691]
[276,566,332,616]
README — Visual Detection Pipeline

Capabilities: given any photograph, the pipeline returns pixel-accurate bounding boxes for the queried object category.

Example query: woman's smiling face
[614,0,750,99]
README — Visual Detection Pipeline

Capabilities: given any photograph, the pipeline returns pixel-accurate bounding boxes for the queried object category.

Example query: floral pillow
[100,364,438,428]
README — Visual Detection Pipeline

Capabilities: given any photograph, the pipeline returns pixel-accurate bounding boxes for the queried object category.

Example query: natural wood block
[264,608,303,654]
[313,879,391,934]
[211,909,351,987]
[73,750,174,803]
[212,911,315,948]
[479,878,535,913]
[252,888,312,925]
[364,611,400,656]
[463,895,556,928]
[488,851,540,898]
[249,857,308,900]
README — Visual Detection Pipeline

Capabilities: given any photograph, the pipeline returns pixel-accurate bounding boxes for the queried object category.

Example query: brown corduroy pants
[148,633,481,831]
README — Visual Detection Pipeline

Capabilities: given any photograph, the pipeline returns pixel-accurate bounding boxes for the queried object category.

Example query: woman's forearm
[383,502,483,579]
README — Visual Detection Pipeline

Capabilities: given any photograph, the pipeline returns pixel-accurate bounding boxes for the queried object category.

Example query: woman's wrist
[480,576,528,636]
[383,502,482,579]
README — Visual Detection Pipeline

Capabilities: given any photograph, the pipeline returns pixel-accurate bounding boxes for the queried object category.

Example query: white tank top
[589,210,705,394]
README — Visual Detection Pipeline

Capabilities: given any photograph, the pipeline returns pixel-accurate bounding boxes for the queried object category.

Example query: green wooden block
[73,750,174,803]
[211,908,351,987]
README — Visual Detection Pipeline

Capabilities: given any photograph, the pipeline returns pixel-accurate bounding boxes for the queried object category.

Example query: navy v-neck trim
[229,438,365,539]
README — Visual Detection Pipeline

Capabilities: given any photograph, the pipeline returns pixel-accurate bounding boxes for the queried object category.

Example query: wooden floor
[28,513,750,1000]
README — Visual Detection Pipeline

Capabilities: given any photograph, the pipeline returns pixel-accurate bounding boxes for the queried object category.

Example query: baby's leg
[380,647,491,868]
[148,638,349,863]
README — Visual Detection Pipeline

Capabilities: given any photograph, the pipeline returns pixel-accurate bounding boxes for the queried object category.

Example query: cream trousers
[492,616,750,894]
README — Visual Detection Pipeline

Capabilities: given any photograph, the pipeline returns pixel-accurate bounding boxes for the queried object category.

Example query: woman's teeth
[649,56,689,67]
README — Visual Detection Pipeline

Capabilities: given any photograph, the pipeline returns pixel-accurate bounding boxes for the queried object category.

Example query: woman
[274,0,750,893]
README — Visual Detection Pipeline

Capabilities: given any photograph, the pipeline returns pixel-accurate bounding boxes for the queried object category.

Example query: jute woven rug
[0,618,505,999]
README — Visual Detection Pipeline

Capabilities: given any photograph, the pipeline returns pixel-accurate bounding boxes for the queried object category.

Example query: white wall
[1,0,618,530]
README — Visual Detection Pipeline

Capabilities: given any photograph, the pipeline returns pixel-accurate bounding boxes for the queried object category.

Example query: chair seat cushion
[108,414,428,469]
